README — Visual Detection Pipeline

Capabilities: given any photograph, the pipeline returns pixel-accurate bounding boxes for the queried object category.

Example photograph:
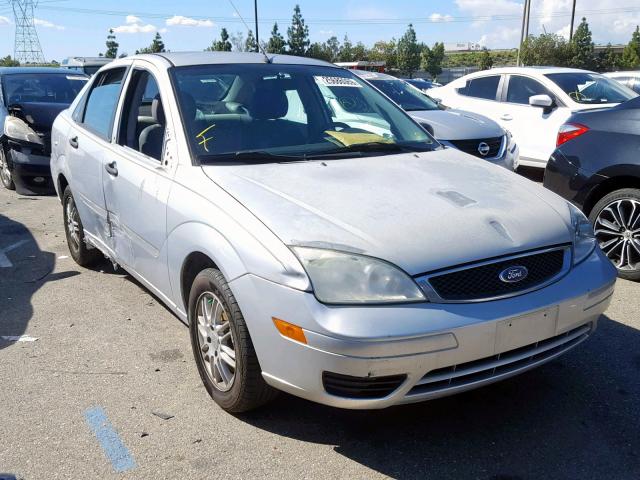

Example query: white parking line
[0,239,30,268]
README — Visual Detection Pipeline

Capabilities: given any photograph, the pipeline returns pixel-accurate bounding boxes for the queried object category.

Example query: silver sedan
[51,52,616,412]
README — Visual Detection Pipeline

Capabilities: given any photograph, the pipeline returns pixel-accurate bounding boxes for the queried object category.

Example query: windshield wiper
[325,141,429,155]
[201,150,307,164]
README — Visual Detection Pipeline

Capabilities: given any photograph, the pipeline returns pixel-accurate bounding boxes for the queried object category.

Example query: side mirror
[529,94,553,108]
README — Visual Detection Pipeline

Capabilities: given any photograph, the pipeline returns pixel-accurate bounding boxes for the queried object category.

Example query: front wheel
[0,146,15,190]
[188,268,277,412]
[589,188,640,281]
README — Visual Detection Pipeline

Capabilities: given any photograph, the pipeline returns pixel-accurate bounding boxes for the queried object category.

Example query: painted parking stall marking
[84,407,136,473]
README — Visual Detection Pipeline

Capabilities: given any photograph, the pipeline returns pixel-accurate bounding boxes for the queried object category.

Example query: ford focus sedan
[51,52,616,413]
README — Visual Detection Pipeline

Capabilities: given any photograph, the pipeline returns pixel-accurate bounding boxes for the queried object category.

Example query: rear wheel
[188,268,277,412]
[62,186,101,267]
[0,146,15,190]
[589,188,640,281]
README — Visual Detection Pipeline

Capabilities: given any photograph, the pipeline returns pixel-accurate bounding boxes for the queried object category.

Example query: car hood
[202,148,572,275]
[410,109,504,140]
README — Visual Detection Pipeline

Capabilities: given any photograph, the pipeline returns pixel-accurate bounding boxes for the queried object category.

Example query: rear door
[66,67,127,254]
[102,61,176,295]
[451,74,503,118]
[494,74,571,167]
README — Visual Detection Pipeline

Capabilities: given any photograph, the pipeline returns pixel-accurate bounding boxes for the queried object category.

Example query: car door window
[81,68,126,140]
[506,75,552,104]
[458,75,500,100]
[117,69,165,161]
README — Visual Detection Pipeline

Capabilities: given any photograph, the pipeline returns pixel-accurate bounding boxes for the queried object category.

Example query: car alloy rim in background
[0,149,11,186]
[65,197,81,249]
[594,198,640,271]
[196,291,237,392]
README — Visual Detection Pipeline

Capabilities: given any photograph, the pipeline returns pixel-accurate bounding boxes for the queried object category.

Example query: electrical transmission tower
[11,0,46,64]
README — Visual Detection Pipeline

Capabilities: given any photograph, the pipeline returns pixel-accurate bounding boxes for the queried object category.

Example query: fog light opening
[272,317,307,344]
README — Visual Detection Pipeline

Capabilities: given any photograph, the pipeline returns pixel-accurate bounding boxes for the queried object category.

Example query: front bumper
[230,247,616,409]
[7,147,54,195]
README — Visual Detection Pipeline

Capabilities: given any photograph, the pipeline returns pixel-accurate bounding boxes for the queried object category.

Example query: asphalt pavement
[0,184,639,480]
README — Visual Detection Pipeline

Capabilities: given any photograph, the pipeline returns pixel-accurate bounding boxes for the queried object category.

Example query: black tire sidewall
[62,186,99,267]
[589,188,640,281]
[188,269,249,411]
[0,146,15,190]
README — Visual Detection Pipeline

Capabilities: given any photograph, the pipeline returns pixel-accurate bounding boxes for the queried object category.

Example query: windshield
[546,72,638,104]
[171,64,436,163]
[370,79,439,111]
[1,73,87,105]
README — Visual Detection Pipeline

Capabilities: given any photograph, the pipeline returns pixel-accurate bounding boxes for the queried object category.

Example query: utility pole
[569,0,577,40]
[11,0,46,64]
[517,0,531,66]
[254,0,259,53]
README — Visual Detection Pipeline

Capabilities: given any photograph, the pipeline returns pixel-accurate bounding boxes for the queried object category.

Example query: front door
[102,63,175,297]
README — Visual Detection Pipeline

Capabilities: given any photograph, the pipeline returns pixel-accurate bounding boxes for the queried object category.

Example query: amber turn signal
[272,318,307,344]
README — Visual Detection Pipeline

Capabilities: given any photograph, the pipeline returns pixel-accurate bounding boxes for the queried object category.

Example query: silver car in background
[51,52,616,413]
[352,70,518,170]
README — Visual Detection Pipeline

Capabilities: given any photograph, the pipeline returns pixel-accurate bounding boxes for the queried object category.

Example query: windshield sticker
[196,124,216,152]
[314,76,362,88]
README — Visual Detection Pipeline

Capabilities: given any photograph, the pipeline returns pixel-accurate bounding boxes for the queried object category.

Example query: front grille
[407,323,591,399]
[322,371,406,399]
[448,136,503,158]
[426,248,566,302]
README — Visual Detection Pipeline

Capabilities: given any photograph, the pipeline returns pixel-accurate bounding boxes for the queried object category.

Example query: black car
[0,67,87,195]
[544,96,640,280]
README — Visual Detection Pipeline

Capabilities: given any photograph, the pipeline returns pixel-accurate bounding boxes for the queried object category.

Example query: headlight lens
[569,203,596,265]
[292,247,426,304]
[505,129,514,148]
[4,116,43,145]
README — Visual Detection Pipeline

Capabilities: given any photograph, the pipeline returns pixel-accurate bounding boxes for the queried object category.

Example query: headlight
[505,129,515,148]
[569,203,596,265]
[292,247,426,304]
[4,116,43,145]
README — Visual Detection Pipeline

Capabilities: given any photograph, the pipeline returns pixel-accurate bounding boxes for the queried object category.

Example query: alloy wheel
[195,291,237,392]
[0,148,11,187]
[594,198,640,271]
[65,196,81,249]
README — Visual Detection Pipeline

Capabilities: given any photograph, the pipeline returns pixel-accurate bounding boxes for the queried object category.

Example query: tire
[0,146,15,190]
[62,186,101,267]
[589,188,640,281]
[188,268,277,412]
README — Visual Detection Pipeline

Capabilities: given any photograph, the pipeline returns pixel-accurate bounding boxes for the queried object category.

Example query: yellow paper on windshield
[324,130,393,147]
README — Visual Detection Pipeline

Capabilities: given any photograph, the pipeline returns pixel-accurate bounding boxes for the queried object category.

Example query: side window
[506,76,552,104]
[81,68,126,140]
[118,69,165,161]
[459,75,501,100]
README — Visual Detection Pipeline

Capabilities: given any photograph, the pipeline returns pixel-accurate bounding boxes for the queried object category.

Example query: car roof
[0,67,84,76]
[351,70,399,81]
[146,51,336,68]
[605,71,640,76]
[468,66,596,76]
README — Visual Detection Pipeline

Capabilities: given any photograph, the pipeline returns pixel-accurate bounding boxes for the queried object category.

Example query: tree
[338,35,354,62]
[397,24,421,77]
[104,29,119,59]
[230,31,245,51]
[369,39,397,70]
[245,30,257,52]
[520,33,574,67]
[352,42,369,61]
[287,4,310,56]
[620,26,640,69]
[420,42,445,79]
[596,43,619,72]
[0,55,19,67]
[571,18,595,70]
[478,47,494,70]
[136,32,166,54]
[206,27,232,52]
[307,42,333,62]
[266,22,286,54]
[325,36,341,62]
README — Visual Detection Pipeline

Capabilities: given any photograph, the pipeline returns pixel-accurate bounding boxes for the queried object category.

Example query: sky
[0,0,639,61]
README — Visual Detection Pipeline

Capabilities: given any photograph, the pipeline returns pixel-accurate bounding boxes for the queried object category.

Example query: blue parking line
[84,406,136,473]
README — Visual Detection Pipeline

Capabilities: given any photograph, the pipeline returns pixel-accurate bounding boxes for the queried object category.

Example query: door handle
[105,161,118,177]
[500,114,513,121]
[69,136,79,149]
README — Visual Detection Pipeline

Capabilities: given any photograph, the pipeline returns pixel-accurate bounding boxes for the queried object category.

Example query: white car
[428,67,638,168]
[604,71,640,94]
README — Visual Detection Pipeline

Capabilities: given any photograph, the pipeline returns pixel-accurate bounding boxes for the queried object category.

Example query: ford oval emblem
[499,266,529,283]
